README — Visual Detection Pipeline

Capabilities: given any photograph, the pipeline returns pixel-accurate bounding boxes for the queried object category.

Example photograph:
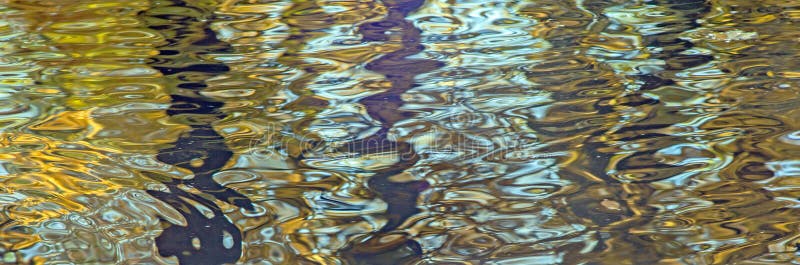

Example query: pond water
[0,0,799,264]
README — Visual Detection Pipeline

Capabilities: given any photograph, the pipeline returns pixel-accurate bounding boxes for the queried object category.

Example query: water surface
[1,0,799,264]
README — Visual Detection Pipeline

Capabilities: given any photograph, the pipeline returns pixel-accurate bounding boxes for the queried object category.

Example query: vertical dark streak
[355,0,441,233]
[138,1,253,264]
[356,0,442,234]
[339,0,441,263]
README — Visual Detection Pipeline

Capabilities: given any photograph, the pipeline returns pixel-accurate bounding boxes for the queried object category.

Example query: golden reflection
[1,0,800,264]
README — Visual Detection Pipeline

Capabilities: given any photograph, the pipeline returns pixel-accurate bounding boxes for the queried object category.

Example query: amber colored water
[1,0,800,264]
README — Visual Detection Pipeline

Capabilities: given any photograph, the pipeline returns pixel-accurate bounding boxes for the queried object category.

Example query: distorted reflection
[1,0,799,264]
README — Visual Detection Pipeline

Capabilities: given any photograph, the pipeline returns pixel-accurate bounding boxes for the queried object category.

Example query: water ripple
[1,0,800,264]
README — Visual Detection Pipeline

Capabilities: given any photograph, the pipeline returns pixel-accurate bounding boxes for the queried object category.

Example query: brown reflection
[3,0,800,264]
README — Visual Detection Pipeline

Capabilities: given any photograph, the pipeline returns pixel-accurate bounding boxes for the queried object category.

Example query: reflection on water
[1,0,800,264]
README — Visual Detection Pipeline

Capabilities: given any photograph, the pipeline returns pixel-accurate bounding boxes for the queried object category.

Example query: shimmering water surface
[0,0,799,264]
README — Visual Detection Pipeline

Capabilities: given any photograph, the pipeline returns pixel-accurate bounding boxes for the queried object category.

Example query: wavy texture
[0,0,800,264]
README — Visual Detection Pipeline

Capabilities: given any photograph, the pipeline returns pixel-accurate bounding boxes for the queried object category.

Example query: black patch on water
[177,82,208,89]
[153,64,230,75]
[159,49,181,55]
[140,1,253,264]
[147,189,244,264]
[637,74,675,90]
[613,123,674,134]
[148,24,178,31]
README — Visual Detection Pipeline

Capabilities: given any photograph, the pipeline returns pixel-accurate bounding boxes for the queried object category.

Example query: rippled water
[1,0,799,264]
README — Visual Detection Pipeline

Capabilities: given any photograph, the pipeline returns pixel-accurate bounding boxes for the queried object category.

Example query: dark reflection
[4,0,800,263]
[140,1,252,264]
[339,0,441,262]
[356,0,442,232]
